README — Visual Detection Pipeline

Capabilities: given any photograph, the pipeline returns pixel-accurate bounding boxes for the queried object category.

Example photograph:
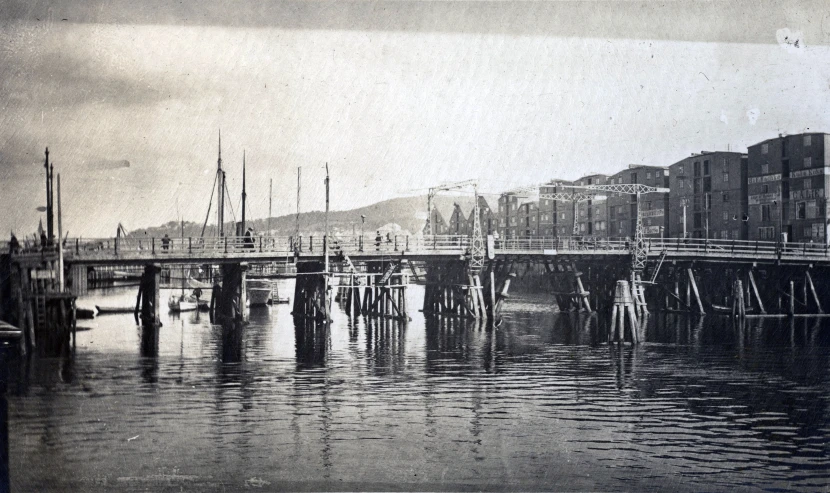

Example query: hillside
[127,194,498,239]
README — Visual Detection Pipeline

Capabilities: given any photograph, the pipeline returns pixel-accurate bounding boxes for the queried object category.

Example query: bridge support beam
[69,264,88,296]
[211,262,248,322]
[424,260,489,321]
[135,264,162,327]
[292,261,330,322]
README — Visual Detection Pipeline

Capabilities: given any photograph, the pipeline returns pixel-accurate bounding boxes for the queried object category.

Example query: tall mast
[295,167,301,240]
[44,148,54,242]
[324,163,330,273]
[217,130,224,237]
[268,178,272,235]
[241,150,246,233]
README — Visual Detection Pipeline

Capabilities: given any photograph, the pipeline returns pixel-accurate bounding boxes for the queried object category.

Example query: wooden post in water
[609,280,639,344]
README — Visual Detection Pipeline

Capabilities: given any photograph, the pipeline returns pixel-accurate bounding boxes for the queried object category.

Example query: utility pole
[268,178,272,235]
[295,167,301,248]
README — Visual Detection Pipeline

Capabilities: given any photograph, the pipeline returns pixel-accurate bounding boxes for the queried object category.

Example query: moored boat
[168,295,198,312]
[248,288,271,306]
[95,305,135,314]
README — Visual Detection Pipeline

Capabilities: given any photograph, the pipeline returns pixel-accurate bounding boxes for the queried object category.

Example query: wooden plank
[748,270,766,314]
[806,271,823,314]
[687,268,705,314]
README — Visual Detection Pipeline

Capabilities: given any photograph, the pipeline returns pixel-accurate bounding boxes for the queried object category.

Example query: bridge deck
[9,235,830,267]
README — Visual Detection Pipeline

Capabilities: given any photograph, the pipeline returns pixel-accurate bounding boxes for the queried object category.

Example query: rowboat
[95,305,135,314]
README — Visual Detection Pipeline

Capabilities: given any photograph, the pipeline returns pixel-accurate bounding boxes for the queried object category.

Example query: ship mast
[217,130,225,237]
[241,150,246,234]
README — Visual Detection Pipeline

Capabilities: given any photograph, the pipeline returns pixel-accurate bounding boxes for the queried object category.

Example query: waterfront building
[516,200,541,237]
[539,180,573,237]
[498,192,534,238]
[668,151,747,240]
[607,165,670,239]
[747,133,829,243]
[423,206,449,235]
[573,174,608,238]
[468,196,497,235]
[448,203,470,236]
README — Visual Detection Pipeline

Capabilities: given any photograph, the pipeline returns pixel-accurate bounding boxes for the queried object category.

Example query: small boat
[76,308,96,319]
[95,305,135,314]
[168,295,198,312]
[711,303,755,314]
[0,321,23,340]
[248,288,271,306]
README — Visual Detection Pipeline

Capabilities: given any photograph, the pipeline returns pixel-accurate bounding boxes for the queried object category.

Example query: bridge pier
[0,254,76,355]
[135,264,162,327]
[210,262,248,322]
[292,261,330,322]
[424,260,489,320]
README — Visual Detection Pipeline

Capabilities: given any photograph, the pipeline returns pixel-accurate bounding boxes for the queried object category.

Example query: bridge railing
[17,234,830,262]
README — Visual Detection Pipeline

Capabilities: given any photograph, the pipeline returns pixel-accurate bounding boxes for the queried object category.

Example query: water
[2,283,830,491]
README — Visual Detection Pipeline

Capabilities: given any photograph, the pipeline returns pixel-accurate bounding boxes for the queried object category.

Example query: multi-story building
[516,200,541,237]
[747,133,829,242]
[668,151,747,240]
[606,165,670,238]
[573,174,608,237]
[423,207,449,235]
[448,203,470,236]
[539,180,573,237]
[466,196,497,235]
[498,192,534,238]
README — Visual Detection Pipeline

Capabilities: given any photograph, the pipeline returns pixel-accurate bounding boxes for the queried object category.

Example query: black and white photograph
[1,1,830,491]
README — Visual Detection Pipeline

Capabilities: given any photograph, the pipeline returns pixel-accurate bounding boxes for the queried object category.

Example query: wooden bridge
[12,234,830,266]
[5,233,830,357]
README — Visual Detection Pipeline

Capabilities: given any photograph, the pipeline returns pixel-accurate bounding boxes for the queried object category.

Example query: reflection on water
[2,283,830,491]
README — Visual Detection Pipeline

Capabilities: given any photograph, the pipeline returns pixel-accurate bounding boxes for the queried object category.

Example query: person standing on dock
[375,231,382,251]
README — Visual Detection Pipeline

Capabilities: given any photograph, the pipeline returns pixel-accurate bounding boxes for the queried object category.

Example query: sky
[2,0,830,237]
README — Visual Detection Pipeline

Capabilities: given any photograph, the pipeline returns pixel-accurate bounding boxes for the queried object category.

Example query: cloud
[1,0,829,45]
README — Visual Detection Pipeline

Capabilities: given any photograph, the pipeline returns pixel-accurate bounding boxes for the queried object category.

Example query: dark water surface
[2,283,830,491]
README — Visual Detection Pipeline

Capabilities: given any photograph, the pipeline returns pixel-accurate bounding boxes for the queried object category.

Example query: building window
[804,135,812,146]
[646,171,652,179]
[723,171,729,183]
[797,202,807,219]
[705,193,712,210]
[703,160,710,175]
[723,192,729,202]
[761,163,769,174]
[804,157,812,168]
[678,165,684,175]
[723,211,729,222]
[763,184,769,194]
[804,178,812,190]
[560,213,565,220]
[762,143,769,154]
[759,226,774,240]
[694,162,701,176]
[762,204,771,222]
[609,206,616,220]
[812,223,824,238]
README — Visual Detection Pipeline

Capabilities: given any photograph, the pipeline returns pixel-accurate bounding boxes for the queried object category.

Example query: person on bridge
[9,233,19,254]
[161,234,170,252]
[375,231,382,251]
[245,227,255,249]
